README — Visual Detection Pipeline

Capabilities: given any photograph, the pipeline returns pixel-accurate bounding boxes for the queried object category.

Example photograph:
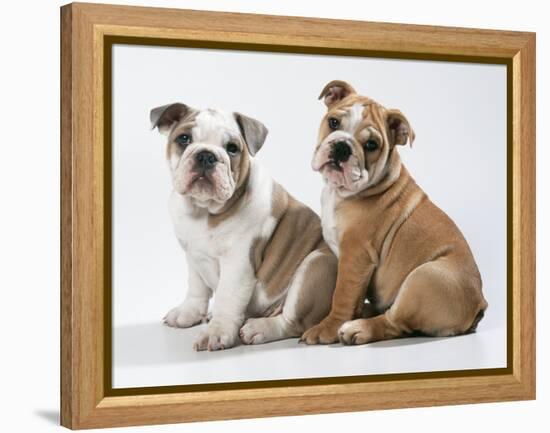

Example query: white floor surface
[113,321,506,388]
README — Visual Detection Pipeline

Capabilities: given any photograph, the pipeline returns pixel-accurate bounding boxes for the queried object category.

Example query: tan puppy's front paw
[300,317,344,344]
[193,322,238,351]
[338,319,374,345]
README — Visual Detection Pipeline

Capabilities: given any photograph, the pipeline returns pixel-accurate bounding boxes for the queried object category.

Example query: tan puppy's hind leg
[338,314,401,345]
[337,303,383,344]
[240,246,337,345]
[339,259,487,345]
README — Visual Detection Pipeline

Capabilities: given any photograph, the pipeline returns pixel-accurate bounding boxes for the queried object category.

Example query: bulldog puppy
[150,103,337,351]
[301,80,488,345]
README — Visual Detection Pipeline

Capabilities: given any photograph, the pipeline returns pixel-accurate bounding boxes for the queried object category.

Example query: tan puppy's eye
[328,117,340,130]
[364,139,378,152]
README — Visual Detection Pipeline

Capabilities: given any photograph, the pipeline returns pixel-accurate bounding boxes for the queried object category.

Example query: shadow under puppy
[151,103,337,351]
[301,80,488,345]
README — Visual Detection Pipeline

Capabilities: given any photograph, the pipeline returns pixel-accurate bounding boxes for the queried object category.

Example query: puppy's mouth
[313,152,346,174]
[192,172,211,182]
[174,158,235,204]
[328,159,345,172]
[189,167,215,183]
[318,157,360,177]
[321,160,344,172]
[174,168,216,198]
[317,155,365,192]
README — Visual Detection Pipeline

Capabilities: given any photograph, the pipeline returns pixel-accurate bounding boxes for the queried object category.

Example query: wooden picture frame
[60,2,536,429]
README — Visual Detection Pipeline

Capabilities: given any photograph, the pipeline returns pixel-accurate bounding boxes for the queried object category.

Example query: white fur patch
[345,103,364,134]
[338,321,354,334]
[321,185,340,257]
[193,109,240,145]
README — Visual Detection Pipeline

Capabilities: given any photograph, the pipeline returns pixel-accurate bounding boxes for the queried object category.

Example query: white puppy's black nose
[195,150,217,169]
[331,141,352,163]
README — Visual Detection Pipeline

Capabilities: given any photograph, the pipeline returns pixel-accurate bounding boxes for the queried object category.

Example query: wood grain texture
[75,2,531,58]
[60,2,536,429]
[60,4,73,429]
[512,34,536,396]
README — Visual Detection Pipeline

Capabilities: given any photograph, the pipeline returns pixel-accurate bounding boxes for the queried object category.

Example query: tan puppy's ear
[318,80,357,108]
[386,109,415,147]
[150,103,189,135]
[234,112,268,156]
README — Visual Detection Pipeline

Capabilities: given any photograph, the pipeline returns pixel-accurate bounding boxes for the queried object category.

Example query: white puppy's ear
[386,109,415,147]
[150,103,189,135]
[234,113,268,156]
[318,80,357,108]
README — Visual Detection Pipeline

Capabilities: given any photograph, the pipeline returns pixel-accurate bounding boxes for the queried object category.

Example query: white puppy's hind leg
[240,246,337,345]
[240,314,298,344]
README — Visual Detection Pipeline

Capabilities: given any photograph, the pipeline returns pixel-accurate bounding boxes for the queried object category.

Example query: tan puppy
[301,80,488,345]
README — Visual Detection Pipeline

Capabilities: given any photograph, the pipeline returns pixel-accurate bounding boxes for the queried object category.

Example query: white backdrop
[112,44,506,387]
[1,0,546,432]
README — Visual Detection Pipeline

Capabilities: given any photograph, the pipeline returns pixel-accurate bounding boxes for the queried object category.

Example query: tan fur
[302,82,488,345]
[207,144,251,227]
[242,239,337,342]
[166,111,198,161]
[290,242,337,331]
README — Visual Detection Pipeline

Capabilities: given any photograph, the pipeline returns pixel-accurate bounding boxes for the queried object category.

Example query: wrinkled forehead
[329,98,386,133]
[191,109,241,144]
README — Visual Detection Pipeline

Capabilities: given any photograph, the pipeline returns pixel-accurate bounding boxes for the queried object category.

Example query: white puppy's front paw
[163,304,206,328]
[193,322,238,351]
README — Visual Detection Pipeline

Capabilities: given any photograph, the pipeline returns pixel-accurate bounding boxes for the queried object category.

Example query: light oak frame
[61,2,536,429]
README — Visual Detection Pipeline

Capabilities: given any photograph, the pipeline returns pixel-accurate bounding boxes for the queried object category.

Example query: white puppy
[150,103,337,351]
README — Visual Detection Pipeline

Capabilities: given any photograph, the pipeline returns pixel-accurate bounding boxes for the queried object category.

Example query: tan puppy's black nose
[331,141,352,163]
[195,150,217,169]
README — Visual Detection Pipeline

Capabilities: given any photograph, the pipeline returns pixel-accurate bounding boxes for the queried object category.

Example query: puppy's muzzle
[195,150,218,171]
[330,141,352,164]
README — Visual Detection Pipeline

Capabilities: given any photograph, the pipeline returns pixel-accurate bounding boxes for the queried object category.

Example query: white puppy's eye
[175,134,192,147]
[226,142,239,155]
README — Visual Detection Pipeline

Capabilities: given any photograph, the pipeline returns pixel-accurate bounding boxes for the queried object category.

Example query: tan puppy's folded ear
[234,112,268,156]
[318,80,357,108]
[150,103,189,135]
[386,109,415,147]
